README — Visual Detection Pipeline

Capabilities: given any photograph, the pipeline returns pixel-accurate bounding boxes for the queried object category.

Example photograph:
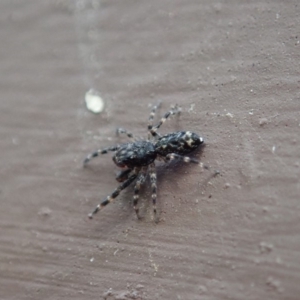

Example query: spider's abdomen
[113,141,157,168]
[155,131,203,156]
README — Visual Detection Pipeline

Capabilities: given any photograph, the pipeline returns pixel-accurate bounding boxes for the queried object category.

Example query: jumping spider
[84,104,213,221]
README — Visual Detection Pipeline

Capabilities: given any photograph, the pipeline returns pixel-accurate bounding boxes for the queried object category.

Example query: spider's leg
[88,167,140,219]
[166,153,220,177]
[133,166,148,218]
[157,155,168,163]
[148,105,181,138]
[115,168,133,182]
[83,145,120,166]
[147,102,161,139]
[165,153,211,171]
[149,162,158,221]
[116,127,135,140]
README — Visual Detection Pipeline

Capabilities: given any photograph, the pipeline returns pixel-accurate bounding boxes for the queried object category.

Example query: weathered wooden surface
[1,1,299,299]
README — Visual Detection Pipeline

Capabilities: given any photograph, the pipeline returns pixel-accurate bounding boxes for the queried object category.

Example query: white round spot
[85,89,105,113]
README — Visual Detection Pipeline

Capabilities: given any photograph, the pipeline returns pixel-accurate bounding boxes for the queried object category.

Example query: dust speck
[262,206,269,213]
[224,182,231,189]
[259,241,273,253]
[266,276,284,292]
[198,285,207,294]
[136,284,144,290]
[259,118,268,126]
[38,207,52,217]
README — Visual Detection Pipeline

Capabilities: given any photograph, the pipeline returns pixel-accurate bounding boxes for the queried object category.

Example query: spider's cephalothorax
[83,104,213,222]
[155,131,203,156]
